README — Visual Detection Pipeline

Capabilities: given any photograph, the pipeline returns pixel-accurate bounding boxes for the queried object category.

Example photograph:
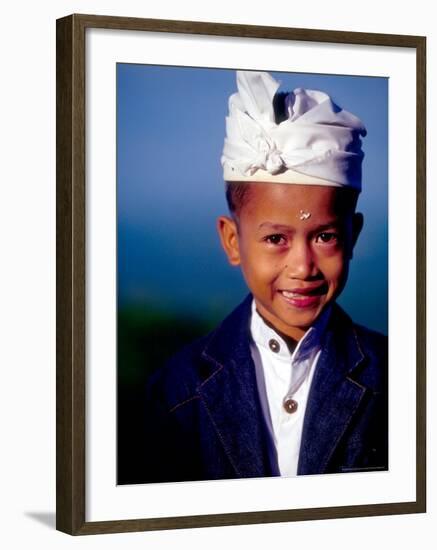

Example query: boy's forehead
[242,182,353,215]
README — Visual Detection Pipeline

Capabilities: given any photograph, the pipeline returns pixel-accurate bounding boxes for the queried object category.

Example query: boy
[143,71,388,483]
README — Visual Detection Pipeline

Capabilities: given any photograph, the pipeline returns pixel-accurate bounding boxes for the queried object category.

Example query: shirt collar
[250,299,332,363]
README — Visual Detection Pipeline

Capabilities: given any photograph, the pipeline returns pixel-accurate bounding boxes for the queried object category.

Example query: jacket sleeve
[142,364,203,484]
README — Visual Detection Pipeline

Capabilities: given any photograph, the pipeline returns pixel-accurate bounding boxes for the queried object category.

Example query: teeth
[282,291,304,298]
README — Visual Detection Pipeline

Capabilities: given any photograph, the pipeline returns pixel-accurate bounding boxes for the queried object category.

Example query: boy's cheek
[330,265,351,297]
[246,260,277,280]
[319,250,348,273]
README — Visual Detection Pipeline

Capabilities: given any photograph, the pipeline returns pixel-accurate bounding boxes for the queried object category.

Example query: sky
[117,64,388,334]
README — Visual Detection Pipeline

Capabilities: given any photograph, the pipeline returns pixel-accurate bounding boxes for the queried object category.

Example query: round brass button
[268,339,280,353]
[283,398,298,414]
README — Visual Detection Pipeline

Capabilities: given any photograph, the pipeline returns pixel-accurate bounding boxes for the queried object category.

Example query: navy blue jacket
[143,295,388,483]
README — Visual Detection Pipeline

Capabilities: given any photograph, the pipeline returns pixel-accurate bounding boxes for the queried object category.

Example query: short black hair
[225,181,253,218]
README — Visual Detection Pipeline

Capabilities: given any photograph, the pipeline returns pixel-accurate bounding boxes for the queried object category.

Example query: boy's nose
[284,241,316,280]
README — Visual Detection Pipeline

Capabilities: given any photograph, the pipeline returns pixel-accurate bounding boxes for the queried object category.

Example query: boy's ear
[217,216,241,266]
[349,212,364,258]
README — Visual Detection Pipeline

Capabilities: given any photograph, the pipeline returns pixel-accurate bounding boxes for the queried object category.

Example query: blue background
[116,64,388,484]
[117,64,388,334]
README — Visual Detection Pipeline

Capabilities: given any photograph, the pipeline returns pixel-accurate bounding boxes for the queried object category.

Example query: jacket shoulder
[353,322,387,362]
[332,304,387,357]
[146,295,253,411]
[145,330,214,412]
[353,319,387,343]
[330,304,387,390]
[351,321,388,391]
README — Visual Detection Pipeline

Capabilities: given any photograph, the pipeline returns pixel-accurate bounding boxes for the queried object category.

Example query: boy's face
[217,183,363,341]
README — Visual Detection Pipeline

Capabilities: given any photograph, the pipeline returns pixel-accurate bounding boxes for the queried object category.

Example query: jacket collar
[199,294,278,478]
[297,305,368,474]
[198,294,369,477]
[201,294,254,370]
[250,299,332,363]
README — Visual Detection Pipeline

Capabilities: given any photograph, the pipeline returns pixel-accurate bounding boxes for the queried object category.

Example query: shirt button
[283,398,298,414]
[269,339,280,353]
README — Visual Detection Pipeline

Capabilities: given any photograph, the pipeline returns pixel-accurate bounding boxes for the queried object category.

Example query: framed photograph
[56,14,426,535]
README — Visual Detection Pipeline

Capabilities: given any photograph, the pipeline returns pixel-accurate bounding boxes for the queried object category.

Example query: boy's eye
[265,234,287,245]
[316,232,339,244]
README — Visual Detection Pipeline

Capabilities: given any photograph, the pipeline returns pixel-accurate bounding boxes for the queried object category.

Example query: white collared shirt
[249,301,330,477]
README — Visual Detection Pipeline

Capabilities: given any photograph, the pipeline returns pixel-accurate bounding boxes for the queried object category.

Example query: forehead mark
[299,210,311,220]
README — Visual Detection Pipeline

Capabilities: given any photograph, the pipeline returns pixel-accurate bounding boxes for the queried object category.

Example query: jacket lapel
[197,295,278,478]
[195,297,370,478]
[297,306,367,475]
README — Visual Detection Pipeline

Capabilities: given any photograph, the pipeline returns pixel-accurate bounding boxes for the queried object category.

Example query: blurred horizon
[117,64,388,335]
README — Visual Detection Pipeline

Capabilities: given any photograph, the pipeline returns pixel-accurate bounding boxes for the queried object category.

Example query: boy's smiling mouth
[278,284,328,309]
[280,283,327,297]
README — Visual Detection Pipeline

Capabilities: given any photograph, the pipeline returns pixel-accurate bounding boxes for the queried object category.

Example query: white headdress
[221,71,367,191]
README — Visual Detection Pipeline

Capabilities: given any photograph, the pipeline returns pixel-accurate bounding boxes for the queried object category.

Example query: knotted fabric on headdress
[221,71,367,191]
